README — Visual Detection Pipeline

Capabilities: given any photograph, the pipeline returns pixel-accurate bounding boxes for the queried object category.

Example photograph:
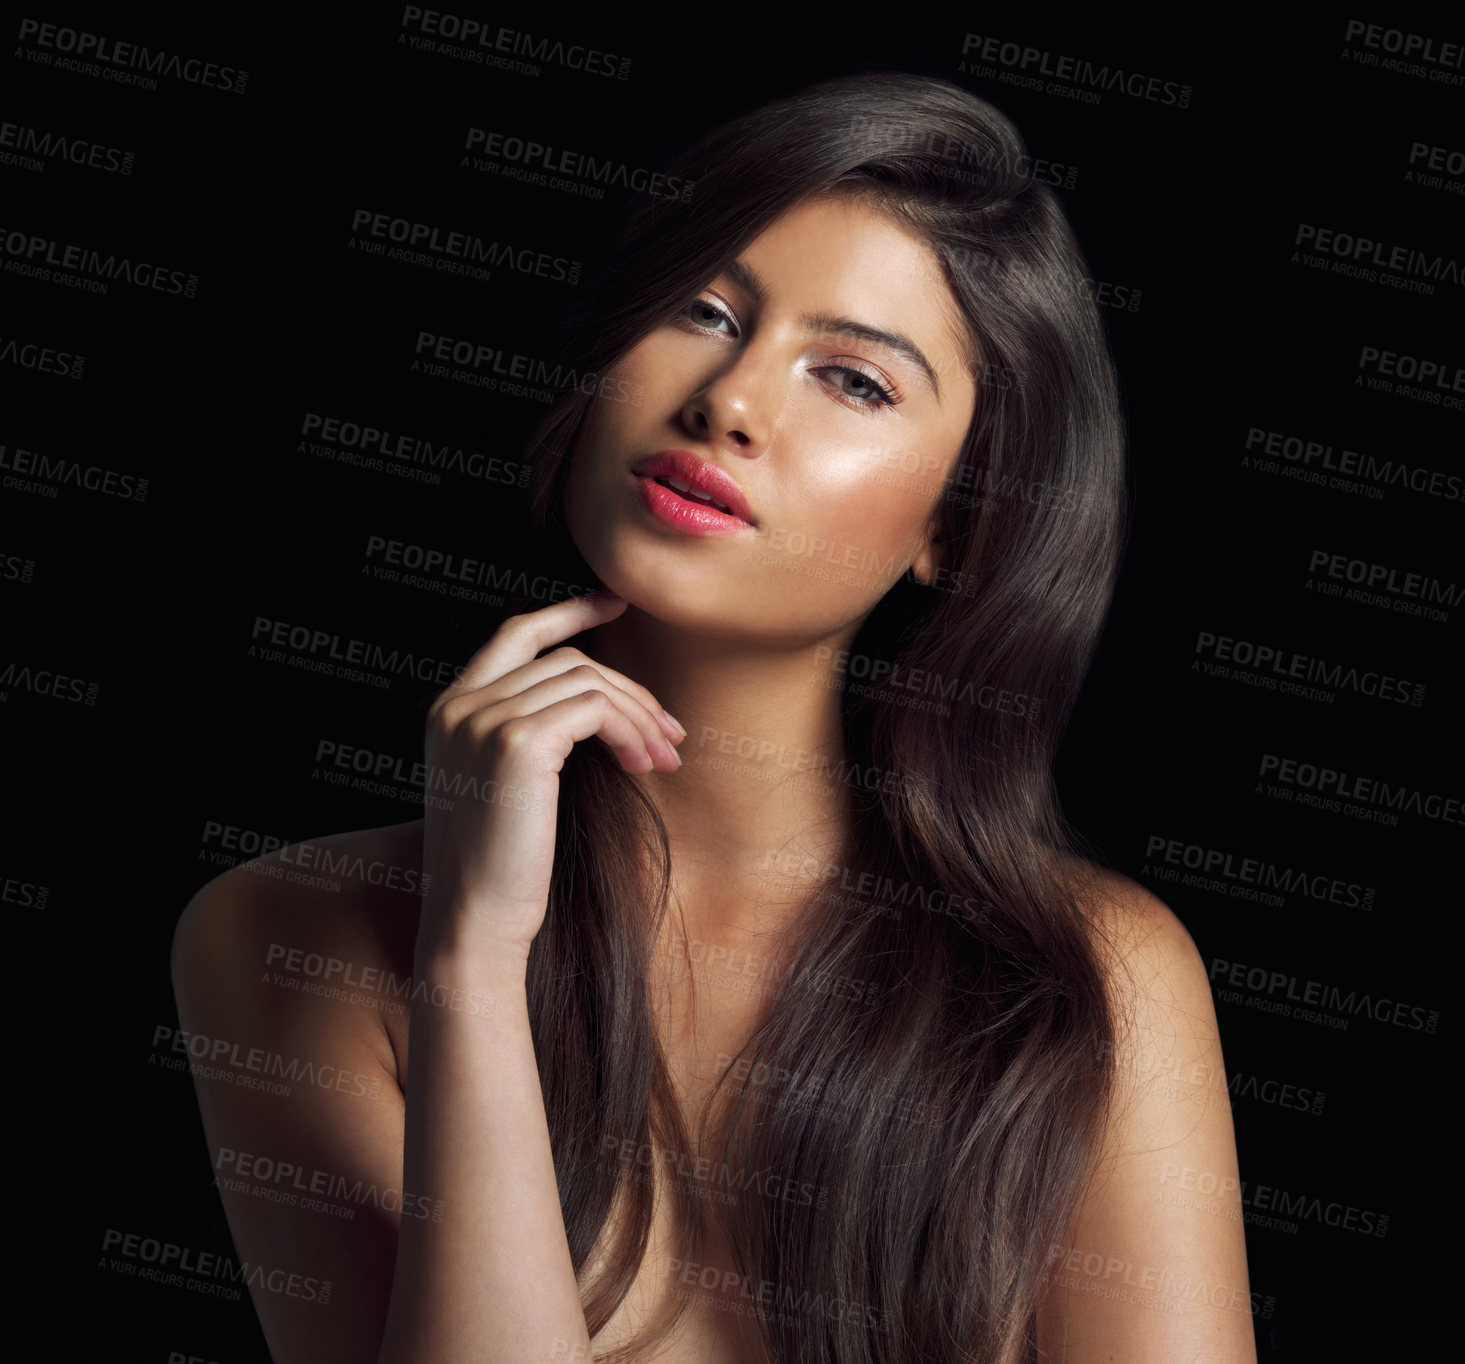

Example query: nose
[678,340,781,454]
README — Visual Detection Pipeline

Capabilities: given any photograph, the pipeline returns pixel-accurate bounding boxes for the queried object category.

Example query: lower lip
[635,476,755,536]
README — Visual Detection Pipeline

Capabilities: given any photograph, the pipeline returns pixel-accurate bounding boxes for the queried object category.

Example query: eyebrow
[723,257,943,400]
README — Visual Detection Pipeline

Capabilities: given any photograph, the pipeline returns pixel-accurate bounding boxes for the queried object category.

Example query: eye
[677,297,738,335]
[674,299,902,413]
[814,365,901,412]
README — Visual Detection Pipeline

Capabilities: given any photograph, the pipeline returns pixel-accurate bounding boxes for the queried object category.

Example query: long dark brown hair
[495,69,1131,1364]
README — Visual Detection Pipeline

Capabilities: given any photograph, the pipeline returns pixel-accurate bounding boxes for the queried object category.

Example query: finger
[441,590,627,703]
[480,668,680,772]
[476,682,671,776]
[479,648,685,746]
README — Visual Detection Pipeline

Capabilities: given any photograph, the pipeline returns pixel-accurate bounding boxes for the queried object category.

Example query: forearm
[377,939,591,1364]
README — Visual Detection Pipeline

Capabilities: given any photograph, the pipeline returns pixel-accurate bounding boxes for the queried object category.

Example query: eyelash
[676,297,904,412]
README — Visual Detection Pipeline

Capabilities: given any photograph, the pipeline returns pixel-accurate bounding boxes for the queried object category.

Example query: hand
[416,590,684,964]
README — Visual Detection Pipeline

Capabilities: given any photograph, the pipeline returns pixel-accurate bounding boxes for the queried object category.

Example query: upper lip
[631,450,757,525]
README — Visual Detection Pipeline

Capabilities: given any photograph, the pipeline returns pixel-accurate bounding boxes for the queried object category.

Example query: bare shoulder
[1057,854,1212,1027]
[176,817,424,924]
[172,819,426,1080]
[1035,856,1256,1362]
[168,821,426,1364]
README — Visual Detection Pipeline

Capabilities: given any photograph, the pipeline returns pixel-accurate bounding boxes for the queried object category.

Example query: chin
[593,566,760,640]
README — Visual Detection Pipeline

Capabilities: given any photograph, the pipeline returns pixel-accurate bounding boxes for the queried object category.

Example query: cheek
[781,436,941,555]
[567,370,639,487]
[619,335,682,396]
[562,403,621,551]
[561,415,596,515]
[747,479,928,611]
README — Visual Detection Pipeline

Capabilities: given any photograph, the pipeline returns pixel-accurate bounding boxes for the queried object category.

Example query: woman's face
[563,193,978,645]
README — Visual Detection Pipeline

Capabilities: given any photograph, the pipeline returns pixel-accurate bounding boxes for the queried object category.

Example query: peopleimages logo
[1257,753,1462,827]
[960,33,1192,108]
[398,8,631,79]
[0,227,199,296]
[1208,958,1439,1034]
[100,1229,328,1305]
[15,19,249,93]
[1243,427,1464,502]
[1341,20,1464,82]
[1307,549,1459,607]
[0,660,101,706]
[0,335,85,379]
[463,129,694,201]
[249,616,465,687]
[409,330,641,404]
[1192,629,1425,707]
[214,1147,445,1221]
[1158,1164,1389,1238]
[1355,345,1465,410]
[299,411,529,489]
[1293,223,1461,292]
[350,210,580,284]
[0,441,147,500]
[1144,835,1374,910]
[0,120,136,174]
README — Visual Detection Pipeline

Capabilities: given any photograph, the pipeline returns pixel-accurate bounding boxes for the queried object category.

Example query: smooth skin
[561,195,977,949]
[171,196,1255,1363]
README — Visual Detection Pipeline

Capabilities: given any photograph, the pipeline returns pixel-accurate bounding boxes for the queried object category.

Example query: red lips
[630,450,757,527]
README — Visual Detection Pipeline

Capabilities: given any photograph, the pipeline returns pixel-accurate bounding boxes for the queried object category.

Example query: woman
[172,70,1253,1363]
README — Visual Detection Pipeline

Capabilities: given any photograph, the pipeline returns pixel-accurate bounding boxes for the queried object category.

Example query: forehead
[736,194,976,388]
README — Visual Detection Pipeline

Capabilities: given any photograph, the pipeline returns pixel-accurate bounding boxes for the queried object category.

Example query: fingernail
[661,709,687,740]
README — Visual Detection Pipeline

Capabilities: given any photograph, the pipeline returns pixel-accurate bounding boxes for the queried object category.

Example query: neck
[579,604,863,953]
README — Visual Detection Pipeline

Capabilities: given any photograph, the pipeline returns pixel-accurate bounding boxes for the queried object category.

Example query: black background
[5,2,1459,1358]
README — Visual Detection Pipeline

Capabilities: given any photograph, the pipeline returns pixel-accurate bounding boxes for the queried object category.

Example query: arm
[1035,873,1258,1363]
[172,845,596,1364]
[171,857,414,1364]
[376,938,591,1364]
[174,592,685,1363]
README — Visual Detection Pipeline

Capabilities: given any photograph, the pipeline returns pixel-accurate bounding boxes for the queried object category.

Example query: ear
[910,525,948,588]
[908,536,943,583]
